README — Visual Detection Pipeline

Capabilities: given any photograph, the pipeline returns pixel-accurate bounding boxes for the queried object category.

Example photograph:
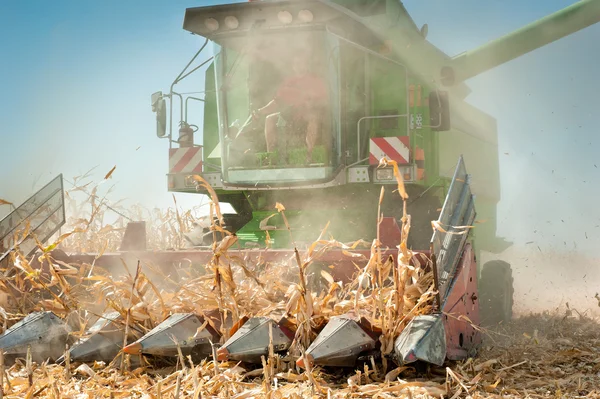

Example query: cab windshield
[213,29,340,185]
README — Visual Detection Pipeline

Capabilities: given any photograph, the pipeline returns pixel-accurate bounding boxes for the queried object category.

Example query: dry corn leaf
[104,165,117,180]
[377,157,408,199]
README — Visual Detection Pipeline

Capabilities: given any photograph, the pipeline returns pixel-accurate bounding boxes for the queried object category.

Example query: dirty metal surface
[125,313,220,357]
[70,248,431,285]
[431,156,476,307]
[0,311,70,362]
[442,243,482,360]
[220,317,292,363]
[394,314,446,366]
[304,315,378,367]
[64,311,141,363]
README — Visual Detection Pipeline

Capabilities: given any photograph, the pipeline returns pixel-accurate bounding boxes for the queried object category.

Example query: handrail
[168,38,210,139]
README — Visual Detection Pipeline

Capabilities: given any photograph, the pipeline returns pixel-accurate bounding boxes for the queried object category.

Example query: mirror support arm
[168,38,210,139]
[177,57,214,83]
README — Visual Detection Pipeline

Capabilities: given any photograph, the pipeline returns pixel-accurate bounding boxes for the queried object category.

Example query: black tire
[478,260,514,326]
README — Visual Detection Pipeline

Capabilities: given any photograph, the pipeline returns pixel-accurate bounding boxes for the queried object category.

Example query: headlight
[376,168,394,181]
[224,16,239,30]
[278,10,293,25]
[298,10,314,23]
[205,18,219,32]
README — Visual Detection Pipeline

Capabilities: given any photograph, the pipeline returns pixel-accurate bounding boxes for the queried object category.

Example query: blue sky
[1,0,599,256]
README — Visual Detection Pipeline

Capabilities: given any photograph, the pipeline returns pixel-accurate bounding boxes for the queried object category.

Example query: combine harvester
[1,0,599,370]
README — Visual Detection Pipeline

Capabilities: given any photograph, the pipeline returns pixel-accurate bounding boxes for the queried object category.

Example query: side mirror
[156,99,167,138]
[151,92,167,138]
[429,91,450,132]
[151,91,162,111]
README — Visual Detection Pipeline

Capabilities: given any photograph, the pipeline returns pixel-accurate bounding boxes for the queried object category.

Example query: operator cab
[213,29,338,184]
[178,1,361,187]
[157,0,451,191]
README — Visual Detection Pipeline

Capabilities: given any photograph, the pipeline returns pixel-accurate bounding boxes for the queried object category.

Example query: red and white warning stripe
[369,136,410,165]
[169,147,203,174]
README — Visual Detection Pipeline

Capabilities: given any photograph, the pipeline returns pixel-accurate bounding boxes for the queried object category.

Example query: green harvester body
[159,0,600,261]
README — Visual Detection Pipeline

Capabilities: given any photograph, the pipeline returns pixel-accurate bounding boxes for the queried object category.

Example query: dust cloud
[484,246,600,317]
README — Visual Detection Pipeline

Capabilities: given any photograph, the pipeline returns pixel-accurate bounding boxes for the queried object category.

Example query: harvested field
[0,310,597,398]
[1,174,598,398]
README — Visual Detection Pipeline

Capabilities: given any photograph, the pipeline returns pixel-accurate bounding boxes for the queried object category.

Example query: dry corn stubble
[0,173,598,398]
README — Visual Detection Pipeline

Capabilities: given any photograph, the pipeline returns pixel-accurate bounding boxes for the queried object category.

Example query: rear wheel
[478,260,514,326]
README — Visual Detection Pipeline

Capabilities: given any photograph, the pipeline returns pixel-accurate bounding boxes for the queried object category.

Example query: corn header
[1,0,599,374]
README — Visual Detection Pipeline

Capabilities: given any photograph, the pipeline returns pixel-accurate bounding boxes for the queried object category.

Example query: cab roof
[183,0,472,99]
